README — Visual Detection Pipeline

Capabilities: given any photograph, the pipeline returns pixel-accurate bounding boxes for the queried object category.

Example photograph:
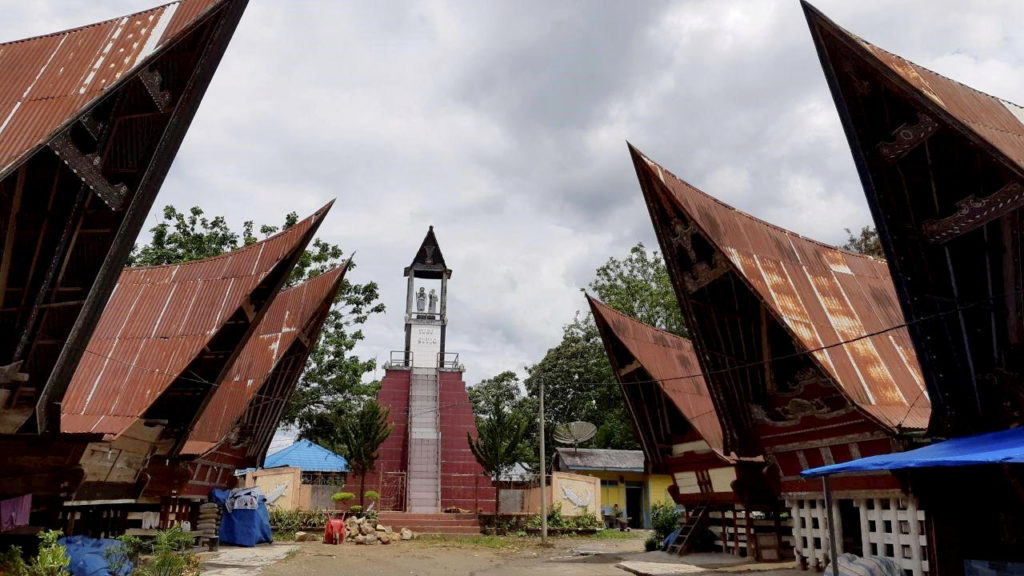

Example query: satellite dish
[553,421,597,453]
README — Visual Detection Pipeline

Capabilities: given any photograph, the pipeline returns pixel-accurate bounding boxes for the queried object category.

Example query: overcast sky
[4,0,1024,386]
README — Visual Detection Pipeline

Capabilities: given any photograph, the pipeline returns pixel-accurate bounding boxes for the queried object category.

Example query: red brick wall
[438,371,496,513]
[363,369,410,505]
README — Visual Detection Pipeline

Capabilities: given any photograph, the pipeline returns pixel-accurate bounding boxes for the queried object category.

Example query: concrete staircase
[407,368,440,512]
[376,513,481,535]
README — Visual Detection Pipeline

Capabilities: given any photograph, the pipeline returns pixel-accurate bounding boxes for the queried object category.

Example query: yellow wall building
[552,448,674,529]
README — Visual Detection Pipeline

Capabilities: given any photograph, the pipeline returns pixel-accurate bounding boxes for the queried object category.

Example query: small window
[881,500,892,510]
[902,545,912,559]
[869,520,877,532]
[899,520,910,534]
[885,544,895,557]
[883,521,893,533]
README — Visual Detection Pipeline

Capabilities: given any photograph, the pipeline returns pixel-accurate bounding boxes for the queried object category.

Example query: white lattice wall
[788,496,928,576]
[790,498,832,569]
[856,497,928,576]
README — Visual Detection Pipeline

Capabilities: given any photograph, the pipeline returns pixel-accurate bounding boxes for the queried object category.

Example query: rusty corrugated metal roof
[588,296,729,458]
[181,266,346,455]
[631,146,931,431]
[0,0,225,180]
[61,205,330,437]
[803,2,1024,178]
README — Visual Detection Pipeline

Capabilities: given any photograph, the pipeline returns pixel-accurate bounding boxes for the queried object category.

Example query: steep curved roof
[62,205,329,436]
[0,0,229,179]
[802,1,1024,179]
[182,265,346,455]
[630,145,930,431]
[589,296,729,458]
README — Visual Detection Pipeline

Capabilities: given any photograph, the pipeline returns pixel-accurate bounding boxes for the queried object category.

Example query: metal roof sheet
[554,448,644,472]
[802,4,1024,179]
[61,205,329,437]
[631,146,930,431]
[182,266,346,453]
[0,0,226,180]
[264,439,347,473]
[588,296,729,458]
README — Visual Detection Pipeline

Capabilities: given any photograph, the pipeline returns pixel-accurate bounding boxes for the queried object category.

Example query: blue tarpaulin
[210,489,273,547]
[802,427,1024,478]
[58,536,132,576]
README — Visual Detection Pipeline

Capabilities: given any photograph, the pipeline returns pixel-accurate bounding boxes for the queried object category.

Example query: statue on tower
[428,289,438,313]
[416,287,426,312]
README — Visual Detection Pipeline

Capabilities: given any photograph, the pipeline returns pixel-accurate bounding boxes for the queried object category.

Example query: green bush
[570,508,604,530]
[0,546,29,576]
[349,505,364,516]
[29,530,69,576]
[644,535,661,552]
[331,491,355,503]
[363,491,380,502]
[651,501,682,540]
[134,527,199,576]
[268,508,327,531]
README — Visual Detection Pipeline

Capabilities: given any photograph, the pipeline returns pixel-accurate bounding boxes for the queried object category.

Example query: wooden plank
[0,165,26,308]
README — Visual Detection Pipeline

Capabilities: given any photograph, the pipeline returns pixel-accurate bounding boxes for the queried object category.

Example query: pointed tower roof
[182,264,347,455]
[629,144,930,433]
[588,296,731,461]
[404,226,451,279]
[62,203,330,437]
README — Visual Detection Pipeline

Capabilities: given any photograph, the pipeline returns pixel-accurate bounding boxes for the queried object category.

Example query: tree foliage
[467,375,530,514]
[843,226,885,259]
[590,243,687,336]
[341,400,393,507]
[127,205,385,452]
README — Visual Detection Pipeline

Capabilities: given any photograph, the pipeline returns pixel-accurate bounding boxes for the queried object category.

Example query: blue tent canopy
[802,427,1024,478]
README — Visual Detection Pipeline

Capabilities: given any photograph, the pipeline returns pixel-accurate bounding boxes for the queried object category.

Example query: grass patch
[589,529,649,540]
[415,534,526,550]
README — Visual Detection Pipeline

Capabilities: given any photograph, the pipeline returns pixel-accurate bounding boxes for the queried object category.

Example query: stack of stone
[344,517,414,545]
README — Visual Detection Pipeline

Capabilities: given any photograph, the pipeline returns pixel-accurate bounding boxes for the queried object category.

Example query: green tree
[590,242,687,336]
[127,205,385,449]
[341,400,393,507]
[520,242,685,459]
[843,226,885,259]
[467,383,529,516]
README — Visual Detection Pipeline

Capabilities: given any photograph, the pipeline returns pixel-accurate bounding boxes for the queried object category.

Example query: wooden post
[539,378,547,544]
[823,477,840,572]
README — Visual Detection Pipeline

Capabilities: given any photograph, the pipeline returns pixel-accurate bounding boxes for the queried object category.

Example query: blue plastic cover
[802,427,1024,478]
[59,536,132,576]
[210,489,273,547]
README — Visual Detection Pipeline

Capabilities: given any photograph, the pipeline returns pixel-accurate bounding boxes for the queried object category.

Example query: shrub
[331,492,355,503]
[135,527,199,576]
[0,546,29,576]
[349,505,364,516]
[644,535,661,552]
[363,491,380,502]
[29,530,69,576]
[651,501,682,540]
[570,508,603,530]
[268,508,327,531]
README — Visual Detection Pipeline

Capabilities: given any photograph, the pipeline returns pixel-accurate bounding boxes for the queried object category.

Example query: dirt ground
[246,532,806,576]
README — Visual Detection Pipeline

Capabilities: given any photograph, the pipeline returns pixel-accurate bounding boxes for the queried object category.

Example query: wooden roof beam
[49,132,128,211]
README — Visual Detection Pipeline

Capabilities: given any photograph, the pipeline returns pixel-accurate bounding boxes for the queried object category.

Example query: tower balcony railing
[437,352,462,371]
[385,350,413,369]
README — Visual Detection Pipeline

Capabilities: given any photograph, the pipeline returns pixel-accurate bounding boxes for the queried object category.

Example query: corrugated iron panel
[847,33,1024,174]
[636,150,930,431]
[183,266,346,452]
[0,0,227,179]
[61,206,329,437]
[589,297,730,458]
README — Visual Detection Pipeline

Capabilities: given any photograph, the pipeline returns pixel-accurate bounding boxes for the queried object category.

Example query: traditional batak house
[174,264,348,496]
[589,296,789,559]
[0,0,248,523]
[369,227,495,535]
[804,4,1024,571]
[629,145,932,574]
[59,207,326,533]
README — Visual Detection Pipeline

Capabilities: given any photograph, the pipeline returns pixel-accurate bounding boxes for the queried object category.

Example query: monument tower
[369,227,495,520]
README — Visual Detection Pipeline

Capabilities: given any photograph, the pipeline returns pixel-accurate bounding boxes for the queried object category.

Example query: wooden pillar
[908,498,924,576]
[856,499,870,556]
[823,479,840,570]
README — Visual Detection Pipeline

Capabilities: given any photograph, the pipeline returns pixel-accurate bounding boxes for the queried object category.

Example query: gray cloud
[4,0,1024,384]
